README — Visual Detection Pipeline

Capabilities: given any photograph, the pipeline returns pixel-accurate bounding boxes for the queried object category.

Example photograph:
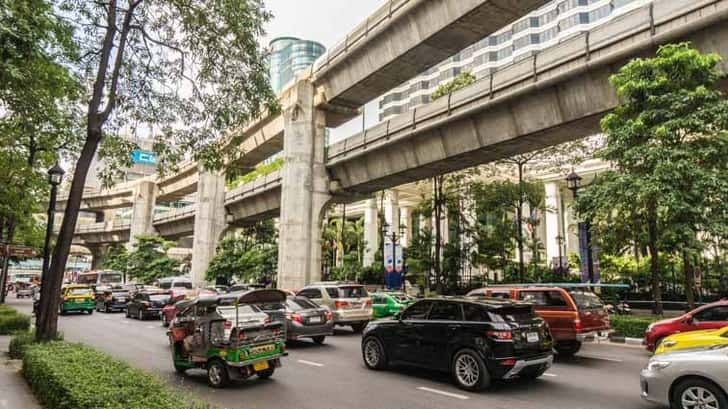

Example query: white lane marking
[543,372,558,377]
[297,360,324,367]
[146,325,155,329]
[578,354,623,363]
[417,387,469,400]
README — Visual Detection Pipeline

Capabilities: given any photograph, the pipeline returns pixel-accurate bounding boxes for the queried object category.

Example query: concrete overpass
[71,0,728,288]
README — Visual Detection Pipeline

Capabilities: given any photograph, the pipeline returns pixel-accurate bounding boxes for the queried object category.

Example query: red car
[160,294,189,327]
[643,300,728,351]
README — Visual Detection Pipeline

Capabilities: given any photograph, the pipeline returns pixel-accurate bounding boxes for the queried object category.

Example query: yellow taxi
[655,326,728,354]
[59,284,96,315]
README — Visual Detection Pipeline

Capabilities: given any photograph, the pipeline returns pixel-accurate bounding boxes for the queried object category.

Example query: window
[338,286,368,298]
[402,301,432,320]
[568,290,604,309]
[159,281,172,290]
[463,304,490,322]
[589,4,612,22]
[286,297,318,311]
[468,290,486,297]
[428,302,462,321]
[69,288,92,296]
[173,281,193,289]
[325,288,339,298]
[540,9,558,26]
[298,288,322,299]
[519,290,569,308]
[540,26,560,43]
[694,306,728,322]
[488,290,511,299]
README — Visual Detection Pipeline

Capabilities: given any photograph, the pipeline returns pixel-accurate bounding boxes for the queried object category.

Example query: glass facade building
[378,0,650,121]
[269,37,326,93]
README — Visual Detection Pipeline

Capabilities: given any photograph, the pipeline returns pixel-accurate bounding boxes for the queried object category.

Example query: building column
[384,190,400,238]
[127,180,158,250]
[544,181,563,265]
[277,79,330,289]
[363,199,379,267]
[190,167,226,287]
[89,245,109,270]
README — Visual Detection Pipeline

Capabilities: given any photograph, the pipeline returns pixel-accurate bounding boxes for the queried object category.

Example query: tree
[205,220,278,285]
[431,71,476,101]
[101,245,129,280]
[575,43,728,314]
[125,235,179,284]
[38,0,278,341]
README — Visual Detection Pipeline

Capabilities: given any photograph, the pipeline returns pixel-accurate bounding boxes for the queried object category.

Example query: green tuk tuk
[167,289,288,388]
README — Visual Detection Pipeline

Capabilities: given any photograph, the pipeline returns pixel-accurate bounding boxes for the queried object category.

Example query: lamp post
[381,222,406,290]
[566,171,594,285]
[555,234,565,277]
[42,164,65,283]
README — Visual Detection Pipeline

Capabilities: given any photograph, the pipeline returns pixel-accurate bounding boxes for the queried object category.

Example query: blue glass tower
[269,37,326,93]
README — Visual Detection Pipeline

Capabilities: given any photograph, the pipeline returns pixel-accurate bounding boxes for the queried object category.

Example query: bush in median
[610,315,660,339]
[0,306,30,335]
[8,331,63,360]
[23,341,216,409]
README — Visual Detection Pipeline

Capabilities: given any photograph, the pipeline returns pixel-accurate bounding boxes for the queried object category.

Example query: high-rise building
[378,0,650,121]
[269,37,326,93]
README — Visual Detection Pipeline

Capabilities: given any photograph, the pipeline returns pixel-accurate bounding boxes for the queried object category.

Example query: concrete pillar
[127,180,158,250]
[400,206,411,247]
[277,79,330,289]
[384,190,400,239]
[363,199,379,267]
[544,181,563,265]
[89,245,108,270]
[190,168,226,287]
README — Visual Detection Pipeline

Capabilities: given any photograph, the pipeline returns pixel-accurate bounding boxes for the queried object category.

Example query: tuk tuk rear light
[335,300,349,308]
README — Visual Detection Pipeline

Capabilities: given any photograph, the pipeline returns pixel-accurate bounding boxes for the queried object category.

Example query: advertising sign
[383,240,394,273]
[131,150,156,165]
[394,244,403,273]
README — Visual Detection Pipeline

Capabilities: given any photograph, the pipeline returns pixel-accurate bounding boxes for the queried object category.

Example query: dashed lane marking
[417,387,469,400]
[297,360,325,367]
[543,372,558,377]
[578,354,623,363]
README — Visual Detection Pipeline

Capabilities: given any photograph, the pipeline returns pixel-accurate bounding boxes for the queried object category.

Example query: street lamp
[381,222,406,290]
[42,164,65,281]
[565,170,594,285]
[555,234,565,276]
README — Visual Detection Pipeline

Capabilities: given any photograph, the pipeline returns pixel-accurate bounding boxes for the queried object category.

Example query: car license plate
[309,316,322,324]
[253,361,269,371]
[248,344,276,355]
[527,332,539,343]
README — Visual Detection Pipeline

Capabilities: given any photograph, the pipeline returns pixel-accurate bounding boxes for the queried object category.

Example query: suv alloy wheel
[452,349,491,391]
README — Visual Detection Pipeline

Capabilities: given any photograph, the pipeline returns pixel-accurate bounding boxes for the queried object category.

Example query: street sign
[131,149,156,165]
[0,244,36,257]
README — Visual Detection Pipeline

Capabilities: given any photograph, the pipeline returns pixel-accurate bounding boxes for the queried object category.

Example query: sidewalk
[0,335,41,409]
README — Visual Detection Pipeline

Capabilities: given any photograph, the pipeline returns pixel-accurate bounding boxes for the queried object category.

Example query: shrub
[8,331,63,360]
[610,315,660,339]
[0,307,30,335]
[22,341,216,409]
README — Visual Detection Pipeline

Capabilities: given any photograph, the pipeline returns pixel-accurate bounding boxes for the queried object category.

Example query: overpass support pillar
[128,180,158,250]
[277,79,330,289]
[544,181,563,264]
[363,199,379,267]
[89,245,109,270]
[191,168,226,287]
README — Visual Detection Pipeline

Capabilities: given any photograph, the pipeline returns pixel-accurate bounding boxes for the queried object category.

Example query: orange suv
[467,286,611,356]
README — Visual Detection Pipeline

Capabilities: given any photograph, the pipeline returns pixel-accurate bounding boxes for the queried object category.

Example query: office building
[269,37,326,93]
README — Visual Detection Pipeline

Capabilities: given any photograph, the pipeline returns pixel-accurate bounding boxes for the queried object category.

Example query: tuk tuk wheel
[257,366,275,379]
[207,359,230,388]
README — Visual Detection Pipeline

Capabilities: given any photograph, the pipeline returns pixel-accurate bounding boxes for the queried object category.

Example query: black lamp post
[42,164,65,282]
[381,222,406,290]
[555,234,565,277]
[566,171,594,285]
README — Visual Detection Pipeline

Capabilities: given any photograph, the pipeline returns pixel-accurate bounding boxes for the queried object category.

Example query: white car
[641,344,728,409]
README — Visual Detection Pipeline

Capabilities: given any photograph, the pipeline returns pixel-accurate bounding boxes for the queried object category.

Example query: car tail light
[364,300,372,307]
[486,330,513,340]
[500,359,516,366]
[224,320,232,329]
[574,319,583,332]
[335,300,349,308]
[325,310,333,321]
[287,313,303,323]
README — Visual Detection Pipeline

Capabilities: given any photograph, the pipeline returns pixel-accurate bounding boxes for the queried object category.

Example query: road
[10,298,659,409]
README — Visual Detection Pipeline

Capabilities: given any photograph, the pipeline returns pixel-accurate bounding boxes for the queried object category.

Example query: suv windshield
[338,286,368,298]
[568,290,604,309]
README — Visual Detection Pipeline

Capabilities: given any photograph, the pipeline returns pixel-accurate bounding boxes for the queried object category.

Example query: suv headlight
[647,361,671,371]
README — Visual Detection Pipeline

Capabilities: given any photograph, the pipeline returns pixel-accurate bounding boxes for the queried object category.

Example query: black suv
[361,297,553,391]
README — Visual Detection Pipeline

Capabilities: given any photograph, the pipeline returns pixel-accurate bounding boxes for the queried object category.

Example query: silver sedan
[641,344,728,409]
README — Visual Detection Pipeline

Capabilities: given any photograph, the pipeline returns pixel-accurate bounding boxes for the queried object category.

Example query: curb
[608,335,644,345]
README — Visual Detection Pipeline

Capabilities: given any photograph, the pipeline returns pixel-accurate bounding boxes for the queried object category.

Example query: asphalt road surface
[11,298,661,409]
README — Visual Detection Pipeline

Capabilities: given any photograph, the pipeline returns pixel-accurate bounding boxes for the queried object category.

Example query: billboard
[131,149,156,165]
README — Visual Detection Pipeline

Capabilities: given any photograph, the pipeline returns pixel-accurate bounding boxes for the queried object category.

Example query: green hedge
[8,331,63,360]
[610,315,661,339]
[0,305,30,335]
[22,341,216,409]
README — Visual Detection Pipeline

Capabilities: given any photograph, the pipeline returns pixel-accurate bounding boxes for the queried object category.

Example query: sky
[262,0,385,142]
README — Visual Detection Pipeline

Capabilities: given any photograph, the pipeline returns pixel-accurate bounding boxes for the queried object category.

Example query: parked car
[371,292,414,318]
[655,326,728,355]
[641,344,728,409]
[644,300,728,352]
[59,284,95,315]
[361,298,553,391]
[95,288,130,313]
[126,290,171,320]
[283,296,333,344]
[467,285,610,356]
[297,281,372,332]
[161,295,190,327]
[157,276,194,299]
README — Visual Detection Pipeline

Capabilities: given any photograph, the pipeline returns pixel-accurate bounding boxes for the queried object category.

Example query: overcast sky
[262,0,385,141]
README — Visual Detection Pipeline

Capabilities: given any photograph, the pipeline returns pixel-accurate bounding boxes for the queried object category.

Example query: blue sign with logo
[131,150,156,165]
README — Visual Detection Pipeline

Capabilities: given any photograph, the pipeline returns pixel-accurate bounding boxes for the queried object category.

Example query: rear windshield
[173,281,193,289]
[112,291,128,297]
[568,290,604,309]
[287,298,318,311]
[489,306,537,324]
[69,288,92,295]
[338,286,368,298]
[218,305,260,318]
[392,294,412,302]
[149,294,171,303]
[99,273,122,284]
